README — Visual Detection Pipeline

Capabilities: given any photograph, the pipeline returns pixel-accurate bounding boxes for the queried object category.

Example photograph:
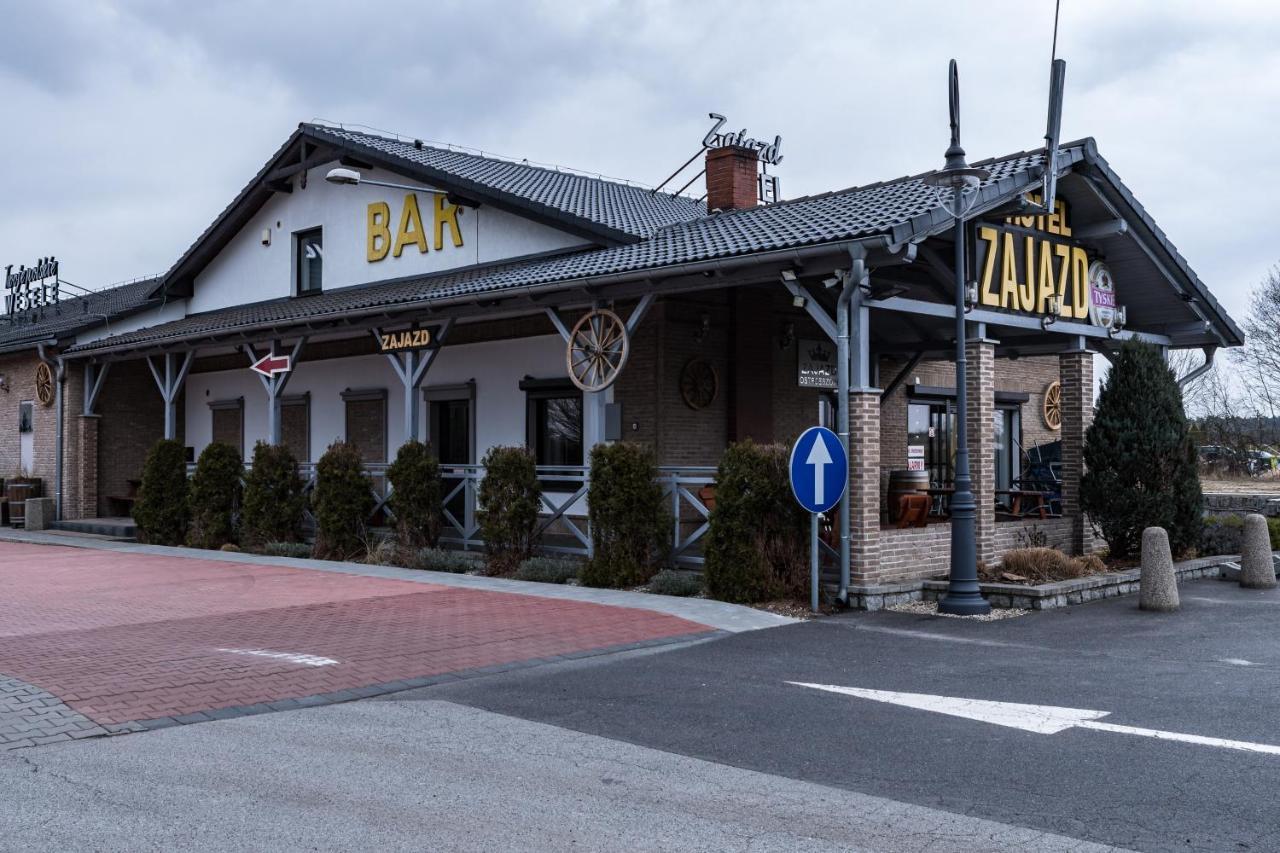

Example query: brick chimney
[705,145,758,213]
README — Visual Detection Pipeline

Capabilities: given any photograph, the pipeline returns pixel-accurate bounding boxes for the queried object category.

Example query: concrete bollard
[1239,514,1277,590]
[1139,526,1179,612]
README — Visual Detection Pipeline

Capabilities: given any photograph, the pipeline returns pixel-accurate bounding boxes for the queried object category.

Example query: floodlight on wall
[1041,297,1060,329]
[325,168,362,186]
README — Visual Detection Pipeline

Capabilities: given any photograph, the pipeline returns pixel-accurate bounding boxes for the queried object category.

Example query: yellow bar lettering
[999,231,1019,309]
[393,194,429,258]
[367,202,391,262]
[1020,236,1036,312]
[433,195,464,250]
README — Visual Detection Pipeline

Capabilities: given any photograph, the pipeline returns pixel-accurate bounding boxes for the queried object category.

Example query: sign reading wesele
[972,196,1116,328]
[378,325,440,353]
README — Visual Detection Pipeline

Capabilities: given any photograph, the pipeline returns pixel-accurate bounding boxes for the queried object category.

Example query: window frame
[520,377,584,470]
[295,227,324,296]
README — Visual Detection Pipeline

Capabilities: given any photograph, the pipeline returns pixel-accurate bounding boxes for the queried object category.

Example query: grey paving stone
[0,673,109,751]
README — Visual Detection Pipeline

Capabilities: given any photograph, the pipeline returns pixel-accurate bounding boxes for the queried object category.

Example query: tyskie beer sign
[971,196,1119,330]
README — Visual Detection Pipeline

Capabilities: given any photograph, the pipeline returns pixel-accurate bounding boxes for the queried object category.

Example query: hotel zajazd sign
[972,196,1119,330]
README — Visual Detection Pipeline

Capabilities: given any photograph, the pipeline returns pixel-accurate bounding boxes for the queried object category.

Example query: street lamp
[924,60,991,616]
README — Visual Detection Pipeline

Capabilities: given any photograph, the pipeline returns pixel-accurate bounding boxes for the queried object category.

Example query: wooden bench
[106,479,142,517]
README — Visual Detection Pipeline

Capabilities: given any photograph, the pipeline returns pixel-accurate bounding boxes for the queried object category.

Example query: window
[209,398,245,459]
[521,379,583,467]
[281,393,311,463]
[296,228,323,295]
[994,406,1022,509]
[907,400,954,488]
[341,388,387,463]
[18,401,33,433]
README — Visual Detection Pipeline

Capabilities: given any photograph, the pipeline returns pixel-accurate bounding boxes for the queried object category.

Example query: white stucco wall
[187,164,588,315]
[75,298,188,345]
[183,334,568,463]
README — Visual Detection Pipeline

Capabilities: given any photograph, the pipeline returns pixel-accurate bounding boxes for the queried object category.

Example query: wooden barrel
[886,469,930,521]
[6,482,34,528]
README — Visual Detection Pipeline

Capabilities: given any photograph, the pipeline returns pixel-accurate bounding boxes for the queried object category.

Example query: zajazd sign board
[378,325,440,353]
[798,338,836,389]
[972,196,1119,330]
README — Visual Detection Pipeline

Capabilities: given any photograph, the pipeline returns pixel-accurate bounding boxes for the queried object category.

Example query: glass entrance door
[907,401,955,488]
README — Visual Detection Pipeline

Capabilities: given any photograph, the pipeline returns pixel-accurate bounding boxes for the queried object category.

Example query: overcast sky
[1,0,1277,325]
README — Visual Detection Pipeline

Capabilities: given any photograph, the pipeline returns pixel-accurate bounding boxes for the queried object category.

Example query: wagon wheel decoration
[566,308,630,392]
[1042,380,1062,430]
[680,358,719,410]
[35,362,55,407]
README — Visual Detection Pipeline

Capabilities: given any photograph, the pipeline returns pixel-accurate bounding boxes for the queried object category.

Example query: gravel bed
[887,600,1030,621]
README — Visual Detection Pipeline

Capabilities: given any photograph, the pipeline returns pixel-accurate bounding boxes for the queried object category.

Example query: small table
[995,489,1051,519]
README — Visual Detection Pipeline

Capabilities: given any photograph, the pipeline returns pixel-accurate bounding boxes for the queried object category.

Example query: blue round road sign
[789,426,849,514]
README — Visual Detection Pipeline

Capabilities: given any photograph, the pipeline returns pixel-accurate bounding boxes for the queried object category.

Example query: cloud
[0,0,1277,323]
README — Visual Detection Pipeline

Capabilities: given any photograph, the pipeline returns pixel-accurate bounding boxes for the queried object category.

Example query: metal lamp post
[925,60,991,616]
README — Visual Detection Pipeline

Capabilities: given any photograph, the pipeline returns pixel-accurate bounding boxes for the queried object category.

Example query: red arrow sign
[250,353,291,377]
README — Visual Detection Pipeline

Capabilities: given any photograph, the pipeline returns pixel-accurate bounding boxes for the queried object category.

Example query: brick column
[966,338,996,566]
[1059,349,1094,554]
[73,415,100,520]
[848,390,882,583]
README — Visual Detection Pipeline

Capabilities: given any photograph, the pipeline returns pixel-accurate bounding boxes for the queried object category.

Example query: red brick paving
[0,542,712,725]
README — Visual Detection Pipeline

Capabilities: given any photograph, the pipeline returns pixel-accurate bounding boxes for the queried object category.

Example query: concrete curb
[0,529,795,633]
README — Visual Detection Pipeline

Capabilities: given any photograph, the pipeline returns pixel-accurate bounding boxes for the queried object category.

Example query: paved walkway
[0,537,763,748]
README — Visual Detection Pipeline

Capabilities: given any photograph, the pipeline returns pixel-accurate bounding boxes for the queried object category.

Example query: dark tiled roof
[304,124,707,240]
[69,137,1242,354]
[0,277,158,353]
[71,144,1061,355]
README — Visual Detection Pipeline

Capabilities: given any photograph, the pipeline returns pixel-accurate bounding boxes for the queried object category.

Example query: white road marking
[1217,658,1257,666]
[217,648,338,667]
[788,682,1280,755]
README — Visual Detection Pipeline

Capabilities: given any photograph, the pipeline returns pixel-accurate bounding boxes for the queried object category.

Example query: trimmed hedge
[241,442,306,546]
[580,442,669,588]
[312,441,374,560]
[405,547,482,573]
[648,569,703,597]
[704,440,808,603]
[477,445,541,574]
[1201,514,1244,556]
[386,440,443,548]
[514,556,580,584]
[133,439,190,546]
[187,442,243,550]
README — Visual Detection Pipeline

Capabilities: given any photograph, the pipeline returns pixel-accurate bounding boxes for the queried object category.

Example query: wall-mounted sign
[798,338,836,389]
[972,197,1116,328]
[378,325,440,354]
[250,352,292,378]
[1087,261,1117,329]
[5,256,59,315]
[703,113,784,165]
[907,444,925,472]
[367,193,465,263]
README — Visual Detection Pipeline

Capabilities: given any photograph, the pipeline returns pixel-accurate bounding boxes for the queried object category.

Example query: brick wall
[967,339,996,564]
[1059,349,1094,554]
[97,360,169,516]
[848,391,881,582]
[879,525,951,582]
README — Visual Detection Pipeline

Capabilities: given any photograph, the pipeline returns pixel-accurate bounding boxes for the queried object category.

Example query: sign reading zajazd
[798,338,836,389]
[5,256,59,315]
[366,193,466,264]
[972,196,1120,330]
[378,325,440,354]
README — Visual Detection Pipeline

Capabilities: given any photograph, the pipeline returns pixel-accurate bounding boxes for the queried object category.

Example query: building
[1,120,1242,596]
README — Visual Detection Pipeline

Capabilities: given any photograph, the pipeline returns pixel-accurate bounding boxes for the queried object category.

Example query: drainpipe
[1177,345,1217,387]
[36,344,65,521]
[835,245,869,604]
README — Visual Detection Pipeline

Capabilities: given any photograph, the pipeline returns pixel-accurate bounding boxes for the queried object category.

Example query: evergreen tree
[241,442,306,546]
[312,441,374,560]
[133,438,190,546]
[187,442,243,549]
[1081,341,1202,558]
[386,440,443,548]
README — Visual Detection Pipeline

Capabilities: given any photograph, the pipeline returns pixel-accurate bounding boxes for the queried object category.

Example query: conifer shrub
[1081,341,1203,558]
[580,442,669,588]
[241,442,306,546]
[704,440,808,603]
[477,445,541,574]
[386,439,443,548]
[187,442,243,549]
[405,547,483,573]
[133,438,190,546]
[312,441,375,560]
[259,541,314,559]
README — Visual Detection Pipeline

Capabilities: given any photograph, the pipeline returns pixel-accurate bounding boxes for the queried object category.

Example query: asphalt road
[421,577,1280,852]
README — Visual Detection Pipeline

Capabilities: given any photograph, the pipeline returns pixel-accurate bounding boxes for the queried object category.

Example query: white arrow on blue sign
[789,426,849,514]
